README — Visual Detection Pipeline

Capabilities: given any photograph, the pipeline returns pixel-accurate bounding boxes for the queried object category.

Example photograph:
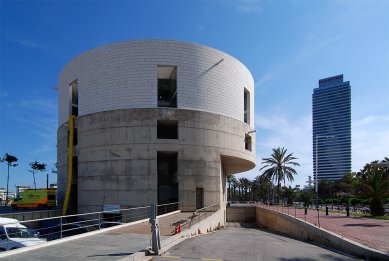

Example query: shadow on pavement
[343,223,382,227]
[87,252,134,257]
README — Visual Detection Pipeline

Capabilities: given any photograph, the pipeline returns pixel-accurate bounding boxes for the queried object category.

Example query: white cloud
[11,39,46,51]
[5,98,58,157]
[235,112,313,186]
[7,98,57,111]
[239,110,389,187]
[255,33,345,88]
[352,115,389,171]
[235,0,264,13]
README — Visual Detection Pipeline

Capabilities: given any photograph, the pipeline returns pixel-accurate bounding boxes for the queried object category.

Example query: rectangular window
[244,89,250,124]
[70,80,78,116]
[157,120,178,139]
[245,134,252,151]
[158,66,177,108]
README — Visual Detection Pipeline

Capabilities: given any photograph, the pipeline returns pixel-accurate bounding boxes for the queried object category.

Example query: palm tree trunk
[33,171,36,190]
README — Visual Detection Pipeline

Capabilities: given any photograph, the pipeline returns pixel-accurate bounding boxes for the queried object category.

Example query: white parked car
[0,217,46,251]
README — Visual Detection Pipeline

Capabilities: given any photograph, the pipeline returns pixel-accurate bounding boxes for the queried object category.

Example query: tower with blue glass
[312,74,351,181]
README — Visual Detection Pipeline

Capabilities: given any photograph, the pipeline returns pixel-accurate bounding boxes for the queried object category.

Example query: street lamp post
[315,135,334,210]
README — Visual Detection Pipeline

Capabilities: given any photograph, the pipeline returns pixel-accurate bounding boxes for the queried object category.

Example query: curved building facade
[57,40,255,214]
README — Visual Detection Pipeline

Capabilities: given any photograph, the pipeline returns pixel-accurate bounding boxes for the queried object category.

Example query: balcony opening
[157,120,178,139]
[244,88,250,124]
[158,66,177,108]
[157,152,178,205]
[70,80,78,116]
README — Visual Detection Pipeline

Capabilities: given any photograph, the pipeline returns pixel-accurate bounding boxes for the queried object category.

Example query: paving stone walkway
[263,205,389,253]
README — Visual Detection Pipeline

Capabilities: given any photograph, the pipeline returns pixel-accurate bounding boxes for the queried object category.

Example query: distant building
[312,74,351,181]
[15,186,32,198]
[0,188,5,201]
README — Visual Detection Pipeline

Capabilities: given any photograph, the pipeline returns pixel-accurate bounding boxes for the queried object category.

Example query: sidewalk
[264,204,389,253]
[0,212,194,261]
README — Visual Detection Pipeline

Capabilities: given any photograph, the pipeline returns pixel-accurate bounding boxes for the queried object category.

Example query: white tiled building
[57,40,256,216]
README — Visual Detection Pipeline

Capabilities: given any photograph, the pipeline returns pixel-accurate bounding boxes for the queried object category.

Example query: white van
[0,217,46,251]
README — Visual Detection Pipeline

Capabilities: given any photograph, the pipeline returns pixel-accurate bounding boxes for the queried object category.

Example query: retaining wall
[256,207,389,261]
[226,205,256,222]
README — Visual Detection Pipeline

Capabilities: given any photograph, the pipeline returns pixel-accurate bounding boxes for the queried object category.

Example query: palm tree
[252,175,272,203]
[29,161,47,189]
[237,178,245,201]
[1,153,18,201]
[357,158,389,216]
[227,175,237,201]
[260,147,300,203]
[239,177,250,201]
[231,177,239,202]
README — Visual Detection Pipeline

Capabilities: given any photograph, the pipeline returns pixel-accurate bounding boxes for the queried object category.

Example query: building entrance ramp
[0,211,194,261]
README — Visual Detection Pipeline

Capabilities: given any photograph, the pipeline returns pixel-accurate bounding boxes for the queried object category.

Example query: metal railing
[0,202,179,246]
[179,203,220,231]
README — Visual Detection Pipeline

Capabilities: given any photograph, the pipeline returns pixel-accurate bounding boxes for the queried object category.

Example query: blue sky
[1,0,389,191]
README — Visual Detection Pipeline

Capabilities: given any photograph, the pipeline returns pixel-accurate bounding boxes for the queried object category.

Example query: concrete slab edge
[257,207,389,261]
[119,210,225,261]
[0,210,181,259]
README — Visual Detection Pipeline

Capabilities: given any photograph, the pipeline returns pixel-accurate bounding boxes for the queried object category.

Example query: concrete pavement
[153,223,357,261]
[0,211,193,261]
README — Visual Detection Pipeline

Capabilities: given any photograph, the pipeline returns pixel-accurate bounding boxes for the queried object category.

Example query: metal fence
[0,202,179,246]
[179,203,220,230]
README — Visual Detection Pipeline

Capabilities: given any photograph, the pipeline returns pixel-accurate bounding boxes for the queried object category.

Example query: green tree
[29,161,47,190]
[239,177,251,201]
[1,153,18,201]
[252,175,272,203]
[298,190,314,207]
[281,186,296,205]
[260,147,300,203]
[306,175,314,190]
[227,175,237,202]
[356,158,389,216]
[318,180,335,201]
[231,177,239,202]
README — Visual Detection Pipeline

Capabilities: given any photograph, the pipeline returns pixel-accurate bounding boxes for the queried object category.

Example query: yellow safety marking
[162,256,181,259]
[201,258,223,261]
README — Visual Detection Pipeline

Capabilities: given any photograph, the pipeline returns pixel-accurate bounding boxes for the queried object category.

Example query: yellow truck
[11,189,56,210]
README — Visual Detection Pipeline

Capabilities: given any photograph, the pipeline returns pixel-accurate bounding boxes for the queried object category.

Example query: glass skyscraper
[312,74,351,181]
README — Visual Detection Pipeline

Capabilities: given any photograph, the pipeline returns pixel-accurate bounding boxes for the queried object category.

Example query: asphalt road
[153,223,358,261]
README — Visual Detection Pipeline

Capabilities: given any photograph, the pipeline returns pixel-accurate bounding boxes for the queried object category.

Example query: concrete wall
[256,207,389,260]
[58,40,254,128]
[0,209,61,222]
[57,108,255,213]
[226,206,256,222]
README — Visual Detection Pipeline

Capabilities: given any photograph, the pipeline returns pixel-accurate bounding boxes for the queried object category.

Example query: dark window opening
[245,135,252,151]
[157,152,178,204]
[157,120,178,139]
[70,80,78,116]
[69,156,78,214]
[244,89,250,124]
[196,188,204,209]
[158,66,177,108]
